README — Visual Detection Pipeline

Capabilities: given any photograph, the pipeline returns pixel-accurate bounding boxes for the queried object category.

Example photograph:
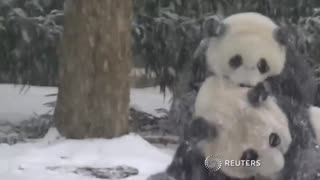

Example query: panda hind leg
[165,141,210,180]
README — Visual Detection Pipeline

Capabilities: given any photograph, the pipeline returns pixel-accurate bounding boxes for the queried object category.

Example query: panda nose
[240,149,259,161]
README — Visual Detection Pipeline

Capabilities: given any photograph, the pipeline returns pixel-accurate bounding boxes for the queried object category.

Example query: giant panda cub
[148,108,292,180]
[196,12,320,180]
[194,76,292,179]
[189,12,294,178]
[148,12,320,180]
[203,12,320,145]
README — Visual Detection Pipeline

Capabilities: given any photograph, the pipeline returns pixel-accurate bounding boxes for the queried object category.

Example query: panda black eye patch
[229,54,242,69]
[269,133,281,147]
[257,58,270,74]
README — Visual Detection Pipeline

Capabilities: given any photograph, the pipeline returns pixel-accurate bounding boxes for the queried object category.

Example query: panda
[169,12,318,143]
[204,12,317,106]
[193,76,320,180]
[148,12,320,180]
[148,101,292,180]
[196,12,320,180]
[194,76,292,179]
[203,12,320,143]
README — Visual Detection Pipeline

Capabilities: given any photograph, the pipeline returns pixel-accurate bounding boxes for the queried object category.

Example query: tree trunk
[54,0,132,139]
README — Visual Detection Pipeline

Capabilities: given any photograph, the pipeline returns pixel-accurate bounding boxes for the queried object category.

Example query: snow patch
[0,84,173,179]
[130,87,171,117]
[0,132,172,180]
[0,84,57,124]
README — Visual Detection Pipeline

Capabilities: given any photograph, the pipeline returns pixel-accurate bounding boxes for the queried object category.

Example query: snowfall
[0,84,175,180]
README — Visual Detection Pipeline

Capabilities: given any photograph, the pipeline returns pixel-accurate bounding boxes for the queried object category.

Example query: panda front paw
[247,82,270,107]
[147,172,171,180]
[186,117,217,142]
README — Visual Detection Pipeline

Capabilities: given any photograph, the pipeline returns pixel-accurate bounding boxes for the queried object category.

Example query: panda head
[205,12,288,87]
[202,97,292,178]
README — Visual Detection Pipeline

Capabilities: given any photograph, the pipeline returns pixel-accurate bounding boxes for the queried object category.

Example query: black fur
[229,55,243,69]
[183,117,218,143]
[203,17,227,38]
[273,27,290,46]
[257,58,270,74]
[247,82,270,106]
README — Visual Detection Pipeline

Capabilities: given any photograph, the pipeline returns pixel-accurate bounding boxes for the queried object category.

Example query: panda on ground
[148,104,292,180]
[148,12,320,180]
[150,107,320,180]
[194,75,291,177]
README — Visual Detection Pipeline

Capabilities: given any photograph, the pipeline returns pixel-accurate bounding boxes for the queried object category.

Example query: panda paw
[187,117,217,141]
[146,172,172,180]
[247,82,269,107]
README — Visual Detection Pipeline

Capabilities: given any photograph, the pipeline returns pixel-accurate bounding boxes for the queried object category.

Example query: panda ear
[273,27,289,46]
[203,17,227,38]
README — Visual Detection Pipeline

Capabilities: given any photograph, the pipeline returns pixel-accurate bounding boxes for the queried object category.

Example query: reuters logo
[204,155,262,173]
[204,155,222,172]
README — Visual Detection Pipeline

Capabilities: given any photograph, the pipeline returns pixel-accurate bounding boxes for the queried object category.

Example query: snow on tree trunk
[54,0,132,139]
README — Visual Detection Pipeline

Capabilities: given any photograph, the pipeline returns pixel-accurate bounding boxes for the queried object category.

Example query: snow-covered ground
[0,84,174,180]
[0,129,173,180]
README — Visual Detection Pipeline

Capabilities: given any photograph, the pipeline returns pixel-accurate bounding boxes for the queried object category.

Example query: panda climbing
[199,12,320,180]
[204,12,317,106]
[148,12,320,180]
[203,12,320,145]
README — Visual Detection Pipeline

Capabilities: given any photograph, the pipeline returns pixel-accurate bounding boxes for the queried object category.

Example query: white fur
[309,106,320,144]
[206,12,286,87]
[195,76,292,178]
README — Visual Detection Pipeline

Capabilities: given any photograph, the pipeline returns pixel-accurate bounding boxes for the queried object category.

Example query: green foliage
[0,0,63,86]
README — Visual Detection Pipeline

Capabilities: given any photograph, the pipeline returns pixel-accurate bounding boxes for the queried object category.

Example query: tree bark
[54,0,132,139]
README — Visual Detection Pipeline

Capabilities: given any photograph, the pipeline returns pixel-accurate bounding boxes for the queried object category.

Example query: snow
[0,84,57,124]
[0,84,174,180]
[0,84,172,123]
[21,29,31,43]
[0,130,173,180]
[130,87,172,117]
